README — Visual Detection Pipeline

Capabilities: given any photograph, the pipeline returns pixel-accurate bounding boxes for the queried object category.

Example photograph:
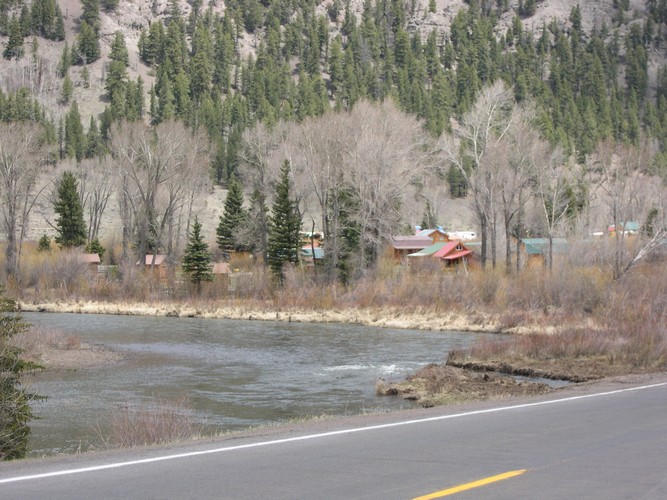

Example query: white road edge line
[2,381,665,485]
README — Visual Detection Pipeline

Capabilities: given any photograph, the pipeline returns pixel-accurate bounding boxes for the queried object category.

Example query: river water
[22,312,496,456]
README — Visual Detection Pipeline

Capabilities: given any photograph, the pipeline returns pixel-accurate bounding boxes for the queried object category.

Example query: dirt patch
[376,364,553,407]
[32,342,125,370]
[15,326,125,371]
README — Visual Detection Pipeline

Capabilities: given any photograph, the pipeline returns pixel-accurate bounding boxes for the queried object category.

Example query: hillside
[0,0,666,267]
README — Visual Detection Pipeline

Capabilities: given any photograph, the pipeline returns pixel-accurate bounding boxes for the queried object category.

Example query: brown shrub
[98,396,198,449]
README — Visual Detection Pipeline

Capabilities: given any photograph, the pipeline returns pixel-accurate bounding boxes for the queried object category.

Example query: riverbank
[18,299,577,335]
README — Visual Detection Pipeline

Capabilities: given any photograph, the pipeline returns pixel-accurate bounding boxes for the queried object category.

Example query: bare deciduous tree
[590,138,663,278]
[0,123,49,278]
[535,147,570,271]
[440,81,514,268]
[110,120,211,266]
[76,156,114,242]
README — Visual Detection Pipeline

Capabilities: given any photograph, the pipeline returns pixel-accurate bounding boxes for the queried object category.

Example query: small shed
[137,254,169,282]
[520,238,569,266]
[78,253,101,274]
[300,247,324,264]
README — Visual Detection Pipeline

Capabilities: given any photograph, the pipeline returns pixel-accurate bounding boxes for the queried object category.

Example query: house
[390,229,449,260]
[137,254,169,282]
[408,240,473,267]
[520,238,569,266]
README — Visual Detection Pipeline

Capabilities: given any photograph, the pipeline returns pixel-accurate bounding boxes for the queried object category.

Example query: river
[22,312,496,456]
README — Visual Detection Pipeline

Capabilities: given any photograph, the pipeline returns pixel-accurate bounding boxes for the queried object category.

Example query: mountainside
[0,0,659,126]
[1,0,667,265]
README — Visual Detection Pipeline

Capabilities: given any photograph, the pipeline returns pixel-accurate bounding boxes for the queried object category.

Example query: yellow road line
[412,469,528,499]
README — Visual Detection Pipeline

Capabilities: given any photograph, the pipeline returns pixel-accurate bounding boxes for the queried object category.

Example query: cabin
[390,229,449,261]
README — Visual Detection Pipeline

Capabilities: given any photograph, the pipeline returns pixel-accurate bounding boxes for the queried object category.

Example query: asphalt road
[2,374,667,499]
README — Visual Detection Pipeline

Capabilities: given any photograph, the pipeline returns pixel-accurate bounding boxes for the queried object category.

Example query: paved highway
[1,374,666,499]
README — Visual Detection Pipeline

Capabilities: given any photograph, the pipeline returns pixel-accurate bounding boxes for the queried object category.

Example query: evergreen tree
[216,176,248,259]
[56,41,71,78]
[37,234,51,252]
[0,291,39,460]
[267,160,302,281]
[54,171,87,248]
[74,21,100,64]
[181,217,213,288]
[64,101,85,160]
[60,74,73,105]
[3,16,24,60]
[85,116,104,158]
[80,0,100,33]
[109,31,129,66]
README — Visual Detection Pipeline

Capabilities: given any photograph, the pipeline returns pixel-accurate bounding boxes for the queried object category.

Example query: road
[1,374,667,499]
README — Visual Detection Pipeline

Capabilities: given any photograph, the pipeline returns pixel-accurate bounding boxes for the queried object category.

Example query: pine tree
[54,171,87,248]
[3,16,24,61]
[216,176,248,260]
[64,101,85,160]
[0,291,39,460]
[74,21,100,64]
[109,31,129,66]
[85,238,105,261]
[81,0,100,33]
[56,42,71,78]
[182,217,213,288]
[60,74,73,105]
[267,160,302,281]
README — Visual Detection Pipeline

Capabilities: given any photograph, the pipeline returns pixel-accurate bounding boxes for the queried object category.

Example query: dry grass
[96,396,199,449]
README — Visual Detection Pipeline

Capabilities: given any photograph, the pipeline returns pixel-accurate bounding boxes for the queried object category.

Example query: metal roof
[521,238,569,255]
[408,242,447,257]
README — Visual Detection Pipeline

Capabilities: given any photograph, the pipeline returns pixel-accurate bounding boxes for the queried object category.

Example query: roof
[608,221,640,232]
[300,247,325,259]
[79,253,101,264]
[137,254,167,266]
[212,262,231,274]
[391,236,433,250]
[432,241,460,259]
[415,229,448,239]
[408,242,447,257]
[443,249,473,260]
[522,238,569,255]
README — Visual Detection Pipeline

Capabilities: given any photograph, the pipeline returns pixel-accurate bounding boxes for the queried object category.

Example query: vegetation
[53,171,87,248]
[182,217,213,287]
[0,290,39,460]
[267,161,302,281]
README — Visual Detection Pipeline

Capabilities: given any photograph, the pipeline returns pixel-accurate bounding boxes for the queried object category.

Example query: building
[520,238,569,266]
[408,240,473,267]
[390,229,449,260]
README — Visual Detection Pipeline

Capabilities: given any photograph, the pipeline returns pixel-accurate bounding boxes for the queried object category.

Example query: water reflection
[23,312,495,456]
